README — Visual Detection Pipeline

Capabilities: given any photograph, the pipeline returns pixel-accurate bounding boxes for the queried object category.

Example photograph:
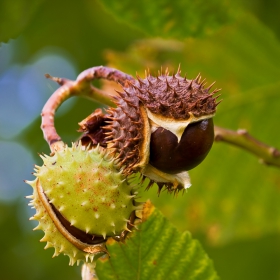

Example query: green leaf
[98,0,238,38]
[95,202,219,280]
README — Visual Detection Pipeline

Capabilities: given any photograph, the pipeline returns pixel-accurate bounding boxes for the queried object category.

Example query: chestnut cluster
[26,66,221,266]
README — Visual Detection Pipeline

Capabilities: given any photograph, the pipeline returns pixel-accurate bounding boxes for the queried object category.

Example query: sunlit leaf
[96,201,219,280]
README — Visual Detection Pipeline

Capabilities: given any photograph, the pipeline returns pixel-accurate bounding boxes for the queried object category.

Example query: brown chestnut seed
[149,119,214,174]
[50,201,106,245]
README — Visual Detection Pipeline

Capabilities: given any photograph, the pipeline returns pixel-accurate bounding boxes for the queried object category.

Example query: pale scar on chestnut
[149,119,214,174]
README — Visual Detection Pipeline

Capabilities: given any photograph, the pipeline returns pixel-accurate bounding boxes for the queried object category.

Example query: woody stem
[41,66,134,152]
[214,125,280,168]
[81,263,97,280]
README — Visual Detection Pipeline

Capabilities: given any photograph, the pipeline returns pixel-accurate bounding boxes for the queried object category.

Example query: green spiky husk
[28,179,105,265]
[26,143,142,265]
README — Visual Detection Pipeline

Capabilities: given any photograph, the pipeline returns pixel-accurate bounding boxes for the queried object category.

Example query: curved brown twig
[41,66,134,152]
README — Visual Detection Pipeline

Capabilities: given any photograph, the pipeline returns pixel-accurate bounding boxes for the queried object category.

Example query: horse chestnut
[26,143,142,265]
[78,67,221,193]
[149,119,214,174]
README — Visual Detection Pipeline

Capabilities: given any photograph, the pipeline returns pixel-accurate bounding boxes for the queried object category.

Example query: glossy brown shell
[149,119,214,173]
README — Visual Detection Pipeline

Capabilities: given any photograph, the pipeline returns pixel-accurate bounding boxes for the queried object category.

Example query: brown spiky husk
[131,73,218,119]
[80,71,220,175]
[103,88,145,174]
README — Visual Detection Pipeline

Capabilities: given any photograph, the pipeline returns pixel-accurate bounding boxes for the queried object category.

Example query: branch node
[269,147,280,158]
[45,74,68,86]
[214,135,223,142]
[237,129,248,135]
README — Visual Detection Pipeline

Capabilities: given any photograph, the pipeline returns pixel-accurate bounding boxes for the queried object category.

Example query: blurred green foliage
[1,0,280,279]
[99,0,238,38]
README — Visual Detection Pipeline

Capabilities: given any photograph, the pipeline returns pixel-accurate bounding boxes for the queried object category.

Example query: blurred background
[1,0,280,279]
